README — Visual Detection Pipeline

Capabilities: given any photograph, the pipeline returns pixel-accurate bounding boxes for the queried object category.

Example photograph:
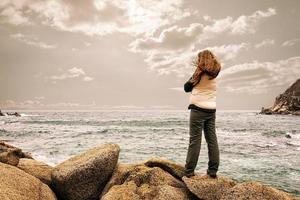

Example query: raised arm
[184,68,203,92]
[184,76,194,92]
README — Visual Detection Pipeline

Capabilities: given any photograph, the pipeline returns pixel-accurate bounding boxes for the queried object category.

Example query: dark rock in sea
[221,181,296,200]
[0,162,57,200]
[51,143,120,200]
[0,142,33,166]
[285,133,292,139]
[17,158,53,186]
[182,175,236,200]
[260,79,300,115]
[100,163,196,200]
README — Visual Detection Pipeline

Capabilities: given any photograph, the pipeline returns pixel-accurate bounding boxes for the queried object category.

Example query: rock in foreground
[100,163,195,200]
[260,79,300,115]
[183,175,236,200]
[0,142,32,166]
[52,143,120,200]
[221,181,296,200]
[144,157,186,179]
[0,162,56,200]
[17,158,53,186]
[1,142,299,200]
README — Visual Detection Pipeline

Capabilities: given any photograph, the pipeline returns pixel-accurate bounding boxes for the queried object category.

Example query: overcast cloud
[0,0,299,110]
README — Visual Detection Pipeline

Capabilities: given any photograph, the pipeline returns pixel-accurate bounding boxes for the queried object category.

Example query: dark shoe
[207,170,217,178]
[184,171,195,178]
[208,173,217,178]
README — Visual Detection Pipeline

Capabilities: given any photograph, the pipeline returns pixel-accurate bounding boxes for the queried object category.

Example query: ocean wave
[286,141,300,147]
[262,130,287,137]
[1,110,299,195]
[0,128,8,133]
[20,113,41,117]
[254,143,278,148]
[22,119,186,127]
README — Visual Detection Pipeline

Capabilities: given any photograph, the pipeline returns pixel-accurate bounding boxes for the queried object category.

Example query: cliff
[0,142,299,200]
[261,79,300,115]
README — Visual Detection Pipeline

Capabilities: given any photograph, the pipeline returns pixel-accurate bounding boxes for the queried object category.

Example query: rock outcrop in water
[0,142,299,200]
[0,142,33,166]
[260,79,300,115]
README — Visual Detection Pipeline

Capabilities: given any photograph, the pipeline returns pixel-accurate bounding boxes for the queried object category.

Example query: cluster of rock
[260,79,300,115]
[0,109,21,117]
[0,142,299,200]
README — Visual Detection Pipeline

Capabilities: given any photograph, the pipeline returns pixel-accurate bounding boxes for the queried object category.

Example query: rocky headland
[260,79,300,115]
[0,141,299,200]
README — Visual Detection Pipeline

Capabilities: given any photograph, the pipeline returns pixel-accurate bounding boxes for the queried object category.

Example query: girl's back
[190,74,217,109]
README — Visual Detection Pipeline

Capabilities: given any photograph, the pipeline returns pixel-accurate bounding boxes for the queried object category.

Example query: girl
[184,50,221,178]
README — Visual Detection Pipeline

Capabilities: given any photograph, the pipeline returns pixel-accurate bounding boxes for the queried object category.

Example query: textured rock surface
[100,163,195,200]
[1,142,299,200]
[144,157,186,179]
[221,182,295,200]
[101,181,141,200]
[0,142,32,166]
[18,158,53,186]
[0,162,57,200]
[52,143,120,200]
[183,175,236,200]
[261,79,300,115]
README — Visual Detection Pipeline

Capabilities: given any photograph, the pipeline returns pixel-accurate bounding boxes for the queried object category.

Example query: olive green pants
[184,109,220,175]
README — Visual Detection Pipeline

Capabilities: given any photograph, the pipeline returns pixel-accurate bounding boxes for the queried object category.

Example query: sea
[0,110,299,195]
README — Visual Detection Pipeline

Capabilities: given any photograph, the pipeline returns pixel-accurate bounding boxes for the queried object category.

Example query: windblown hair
[190,50,221,85]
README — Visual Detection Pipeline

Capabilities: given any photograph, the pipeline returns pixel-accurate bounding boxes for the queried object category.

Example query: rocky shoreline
[0,142,299,200]
[260,79,300,115]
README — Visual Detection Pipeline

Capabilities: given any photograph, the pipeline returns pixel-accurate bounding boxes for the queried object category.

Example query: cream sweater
[189,74,217,109]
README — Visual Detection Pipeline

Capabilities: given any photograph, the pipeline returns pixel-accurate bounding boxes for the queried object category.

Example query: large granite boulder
[144,157,186,179]
[101,181,140,200]
[0,142,32,166]
[18,158,53,186]
[221,181,295,200]
[261,79,300,115]
[52,143,120,200]
[0,162,57,200]
[183,175,236,200]
[100,163,196,200]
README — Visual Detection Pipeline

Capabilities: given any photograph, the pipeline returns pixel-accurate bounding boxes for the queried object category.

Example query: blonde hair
[191,50,221,85]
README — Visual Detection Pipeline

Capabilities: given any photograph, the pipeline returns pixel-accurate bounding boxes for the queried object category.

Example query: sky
[0,0,299,110]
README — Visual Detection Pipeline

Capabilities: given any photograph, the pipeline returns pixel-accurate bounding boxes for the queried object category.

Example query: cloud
[230,8,276,34]
[49,67,94,82]
[282,38,300,47]
[203,8,276,35]
[34,96,45,100]
[0,99,97,110]
[84,42,91,47]
[219,56,300,94]
[0,4,32,25]
[131,8,275,52]
[0,100,175,110]
[130,23,203,51]
[254,39,275,48]
[169,87,183,92]
[0,0,193,36]
[207,43,249,61]
[133,42,249,77]
[129,8,276,76]
[10,33,57,49]
[83,76,94,82]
